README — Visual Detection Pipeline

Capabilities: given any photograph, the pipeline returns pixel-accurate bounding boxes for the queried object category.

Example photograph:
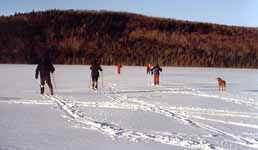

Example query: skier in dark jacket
[151,64,162,85]
[35,57,55,95]
[90,60,103,90]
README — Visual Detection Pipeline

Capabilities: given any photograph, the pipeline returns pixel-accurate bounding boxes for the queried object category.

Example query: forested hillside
[0,10,258,67]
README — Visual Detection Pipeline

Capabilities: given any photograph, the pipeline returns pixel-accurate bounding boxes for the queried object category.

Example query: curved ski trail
[44,94,216,150]
[105,84,258,149]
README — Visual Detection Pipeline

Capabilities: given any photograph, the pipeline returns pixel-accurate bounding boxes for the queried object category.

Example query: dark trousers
[147,68,150,74]
[40,73,53,95]
[92,76,99,89]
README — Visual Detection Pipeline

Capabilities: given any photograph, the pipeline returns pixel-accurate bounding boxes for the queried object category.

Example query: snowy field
[1,65,258,150]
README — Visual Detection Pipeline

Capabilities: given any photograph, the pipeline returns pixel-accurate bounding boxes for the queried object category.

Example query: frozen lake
[0,65,258,150]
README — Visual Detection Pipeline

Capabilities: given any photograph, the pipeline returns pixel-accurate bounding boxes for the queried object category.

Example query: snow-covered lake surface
[1,65,258,150]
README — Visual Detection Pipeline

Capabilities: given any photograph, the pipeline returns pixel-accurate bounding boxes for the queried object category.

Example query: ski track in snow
[108,86,258,108]
[102,83,258,149]
[1,82,258,149]
[161,86,258,109]
[43,94,218,150]
[0,99,53,105]
[65,100,258,129]
[32,83,258,149]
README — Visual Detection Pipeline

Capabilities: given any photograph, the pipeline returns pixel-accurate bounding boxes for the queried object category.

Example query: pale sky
[1,0,258,27]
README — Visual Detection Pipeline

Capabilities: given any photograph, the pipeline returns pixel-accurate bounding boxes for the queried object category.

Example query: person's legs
[92,76,98,89]
[40,77,45,94]
[95,77,99,89]
[46,77,54,95]
[156,74,160,85]
[154,74,159,85]
[40,81,45,94]
[153,74,156,85]
[92,80,96,89]
[92,77,95,89]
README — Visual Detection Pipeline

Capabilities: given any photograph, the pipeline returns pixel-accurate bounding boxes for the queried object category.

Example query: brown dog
[217,77,226,91]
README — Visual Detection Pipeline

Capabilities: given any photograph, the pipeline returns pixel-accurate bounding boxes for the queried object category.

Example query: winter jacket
[35,61,55,79]
[151,65,162,75]
[146,64,151,69]
[90,64,103,77]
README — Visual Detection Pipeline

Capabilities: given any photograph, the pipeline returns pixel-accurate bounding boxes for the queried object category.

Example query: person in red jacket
[151,64,162,85]
[117,63,122,74]
[146,63,151,74]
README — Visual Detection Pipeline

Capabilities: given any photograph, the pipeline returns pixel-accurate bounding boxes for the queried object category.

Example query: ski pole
[161,70,164,86]
[88,75,92,88]
[52,73,58,93]
[101,71,104,88]
[147,73,151,87]
[35,78,41,94]
[36,78,41,85]
[160,71,163,86]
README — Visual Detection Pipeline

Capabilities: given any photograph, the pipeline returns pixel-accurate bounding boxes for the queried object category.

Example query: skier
[151,64,162,85]
[90,60,103,90]
[117,63,122,74]
[146,63,151,74]
[35,56,55,95]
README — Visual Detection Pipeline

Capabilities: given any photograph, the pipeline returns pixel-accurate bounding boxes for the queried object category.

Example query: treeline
[0,9,258,68]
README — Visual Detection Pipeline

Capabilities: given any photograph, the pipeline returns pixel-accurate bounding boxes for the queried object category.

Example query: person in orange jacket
[151,64,162,85]
[117,63,122,74]
[146,63,151,74]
